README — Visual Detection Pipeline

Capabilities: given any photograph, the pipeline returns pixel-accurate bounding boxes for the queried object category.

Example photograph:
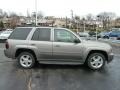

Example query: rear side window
[9,28,32,40]
[32,28,51,41]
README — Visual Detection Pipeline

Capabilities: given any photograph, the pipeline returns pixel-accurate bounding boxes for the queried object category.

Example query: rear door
[29,28,52,60]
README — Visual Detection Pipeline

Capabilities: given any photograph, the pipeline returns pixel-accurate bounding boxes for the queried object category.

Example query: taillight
[5,41,9,49]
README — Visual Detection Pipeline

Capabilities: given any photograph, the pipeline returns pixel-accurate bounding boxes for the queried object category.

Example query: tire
[87,53,106,70]
[103,36,109,39]
[117,37,120,40]
[106,36,109,39]
[17,52,35,69]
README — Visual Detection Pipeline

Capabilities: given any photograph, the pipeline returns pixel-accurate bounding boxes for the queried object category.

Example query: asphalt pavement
[0,43,120,90]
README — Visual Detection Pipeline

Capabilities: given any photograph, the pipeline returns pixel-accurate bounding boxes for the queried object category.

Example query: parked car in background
[78,32,89,37]
[6,29,13,31]
[117,35,120,40]
[109,30,120,40]
[0,30,13,40]
[88,31,96,37]
[98,31,110,39]
[78,32,90,40]
[4,27,114,70]
[0,31,3,34]
[0,28,6,31]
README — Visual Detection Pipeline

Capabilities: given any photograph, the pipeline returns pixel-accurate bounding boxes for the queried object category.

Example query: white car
[0,31,13,40]
[6,29,13,31]
[78,32,90,40]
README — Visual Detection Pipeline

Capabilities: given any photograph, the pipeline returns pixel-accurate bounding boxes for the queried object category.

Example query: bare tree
[86,14,94,21]
[0,9,8,18]
[9,12,20,28]
[37,11,44,19]
[31,11,44,19]
[9,12,18,17]
[3,11,8,17]
[0,21,4,30]
[74,15,80,21]
[74,15,80,31]
[0,9,4,18]
[97,12,116,30]
[86,14,95,31]
[31,12,36,18]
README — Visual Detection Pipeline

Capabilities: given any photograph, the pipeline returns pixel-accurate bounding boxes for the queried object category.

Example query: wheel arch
[15,48,37,60]
[85,50,108,62]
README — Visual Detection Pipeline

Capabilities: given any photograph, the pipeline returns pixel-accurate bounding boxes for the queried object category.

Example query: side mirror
[74,39,80,43]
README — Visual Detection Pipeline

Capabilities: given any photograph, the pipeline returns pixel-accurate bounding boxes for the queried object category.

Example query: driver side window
[54,29,77,43]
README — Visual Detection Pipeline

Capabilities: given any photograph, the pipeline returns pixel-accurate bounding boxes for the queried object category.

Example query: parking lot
[0,41,120,90]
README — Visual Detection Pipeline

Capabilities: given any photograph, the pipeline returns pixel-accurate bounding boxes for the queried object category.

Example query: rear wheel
[17,52,35,69]
[87,53,106,70]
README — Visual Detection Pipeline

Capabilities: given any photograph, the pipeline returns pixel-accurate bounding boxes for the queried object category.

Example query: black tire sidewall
[87,53,106,70]
[17,52,35,69]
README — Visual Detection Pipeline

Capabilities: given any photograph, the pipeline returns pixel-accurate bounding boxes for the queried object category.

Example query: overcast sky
[0,0,120,17]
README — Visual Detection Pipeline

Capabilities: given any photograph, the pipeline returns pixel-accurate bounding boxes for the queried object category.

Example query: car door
[29,28,52,60]
[52,29,83,62]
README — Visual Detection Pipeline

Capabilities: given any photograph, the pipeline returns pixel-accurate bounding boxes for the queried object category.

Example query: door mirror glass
[74,39,80,43]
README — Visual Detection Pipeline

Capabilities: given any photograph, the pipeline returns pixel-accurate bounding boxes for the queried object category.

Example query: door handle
[55,45,60,47]
[30,44,36,46]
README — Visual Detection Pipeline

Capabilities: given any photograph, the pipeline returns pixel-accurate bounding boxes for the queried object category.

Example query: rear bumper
[108,53,114,63]
[0,39,7,43]
[4,49,15,59]
[4,49,10,58]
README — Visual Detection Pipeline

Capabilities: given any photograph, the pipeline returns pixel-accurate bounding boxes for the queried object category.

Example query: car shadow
[13,61,109,75]
[36,63,108,72]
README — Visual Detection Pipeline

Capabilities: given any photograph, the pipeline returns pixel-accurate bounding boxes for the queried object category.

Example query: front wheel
[87,53,106,70]
[17,52,35,69]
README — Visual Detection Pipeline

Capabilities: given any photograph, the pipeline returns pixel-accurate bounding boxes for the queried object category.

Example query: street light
[35,0,37,26]
[95,21,98,41]
[96,15,100,41]
[83,21,86,32]
[83,18,86,32]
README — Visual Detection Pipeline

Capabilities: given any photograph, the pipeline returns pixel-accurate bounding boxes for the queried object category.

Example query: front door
[53,29,83,62]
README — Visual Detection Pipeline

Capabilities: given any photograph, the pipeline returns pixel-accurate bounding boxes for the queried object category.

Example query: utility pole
[96,15,100,41]
[66,16,68,28]
[35,0,37,26]
[27,9,30,17]
[83,21,86,32]
[96,21,98,41]
[71,10,74,20]
[83,18,86,32]
[71,10,74,28]
[77,21,79,33]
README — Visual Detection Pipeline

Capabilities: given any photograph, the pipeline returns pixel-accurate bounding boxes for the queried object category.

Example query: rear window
[9,28,32,40]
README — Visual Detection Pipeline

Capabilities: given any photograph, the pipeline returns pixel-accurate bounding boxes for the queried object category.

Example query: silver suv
[4,27,114,70]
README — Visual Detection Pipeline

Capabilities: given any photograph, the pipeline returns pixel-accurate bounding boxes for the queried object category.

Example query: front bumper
[108,53,114,63]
